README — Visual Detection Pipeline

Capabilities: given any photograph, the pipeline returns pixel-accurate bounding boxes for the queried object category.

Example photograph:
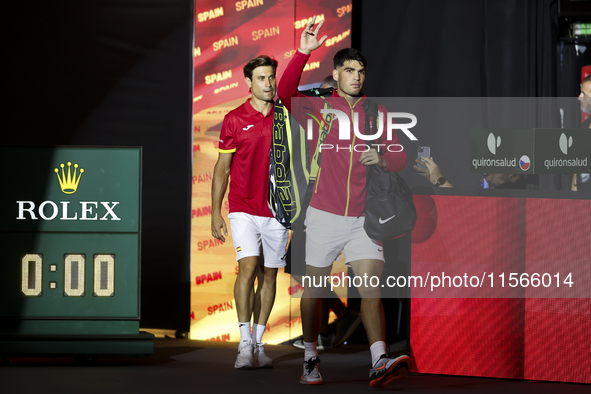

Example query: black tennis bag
[268,88,334,230]
[362,99,416,240]
[363,165,416,240]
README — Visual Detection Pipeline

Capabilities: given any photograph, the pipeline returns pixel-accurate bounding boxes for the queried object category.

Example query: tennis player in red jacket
[278,16,410,388]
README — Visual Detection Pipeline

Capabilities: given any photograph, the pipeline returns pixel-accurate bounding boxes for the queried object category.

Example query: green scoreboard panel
[0,147,152,358]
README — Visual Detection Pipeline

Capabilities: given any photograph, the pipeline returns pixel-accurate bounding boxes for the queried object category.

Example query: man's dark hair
[583,74,591,84]
[333,48,367,69]
[243,55,278,80]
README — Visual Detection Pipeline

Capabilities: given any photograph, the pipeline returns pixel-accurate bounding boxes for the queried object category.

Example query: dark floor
[0,338,589,394]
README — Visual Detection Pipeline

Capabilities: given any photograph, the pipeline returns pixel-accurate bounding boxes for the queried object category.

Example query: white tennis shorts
[305,206,384,268]
[228,212,288,268]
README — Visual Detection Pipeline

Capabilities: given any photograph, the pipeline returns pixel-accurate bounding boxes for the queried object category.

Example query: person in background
[414,156,526,189]
[413,156,454,188]
[321,75,337,89]
[572,74,591,191]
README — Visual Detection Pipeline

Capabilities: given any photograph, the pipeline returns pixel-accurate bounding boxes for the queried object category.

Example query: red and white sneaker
[369,354,410,388]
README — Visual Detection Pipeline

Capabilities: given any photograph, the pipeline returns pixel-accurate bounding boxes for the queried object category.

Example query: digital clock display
[21,253,115,297]
[0,147,141,325]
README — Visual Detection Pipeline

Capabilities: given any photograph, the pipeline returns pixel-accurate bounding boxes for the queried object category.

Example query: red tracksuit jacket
[278,50,407,217]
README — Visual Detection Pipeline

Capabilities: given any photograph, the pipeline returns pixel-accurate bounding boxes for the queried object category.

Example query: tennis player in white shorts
[304,207,384,269]
[228,212,288,268]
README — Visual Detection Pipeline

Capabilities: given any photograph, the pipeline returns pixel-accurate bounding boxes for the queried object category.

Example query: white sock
[254,323,266,344]
[304,340,318,361]
[238,322,251,343]
[370,341,387,367]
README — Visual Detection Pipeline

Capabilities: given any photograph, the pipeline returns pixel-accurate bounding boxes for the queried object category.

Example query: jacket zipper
[344,97,363,216]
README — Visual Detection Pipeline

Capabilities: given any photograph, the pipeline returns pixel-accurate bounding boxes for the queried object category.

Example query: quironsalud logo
[559,133,573,155]
[54,162,84,194]
[487,132,501,155]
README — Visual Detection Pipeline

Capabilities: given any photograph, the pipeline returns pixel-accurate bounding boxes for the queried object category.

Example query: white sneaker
[234,339,255,369]
[254,342,273,368]
[300,357,322,385]
[292,333,332,351]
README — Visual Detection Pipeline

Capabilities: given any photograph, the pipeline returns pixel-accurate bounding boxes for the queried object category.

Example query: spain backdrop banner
[191,0,352,343]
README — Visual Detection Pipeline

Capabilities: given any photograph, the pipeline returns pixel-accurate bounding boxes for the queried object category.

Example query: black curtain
[349,0,562,344]
[2,1,193,331]
[354,0,572,191]
[355,0,558,97]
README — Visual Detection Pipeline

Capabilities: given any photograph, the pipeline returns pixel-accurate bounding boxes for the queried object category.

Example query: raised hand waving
[299,15,328,55]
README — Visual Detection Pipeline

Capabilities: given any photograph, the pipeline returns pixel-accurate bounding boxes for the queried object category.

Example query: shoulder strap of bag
[292,89,335,232]
[299,88,335,182]
[309,98,334,181]
[363,98,381,181]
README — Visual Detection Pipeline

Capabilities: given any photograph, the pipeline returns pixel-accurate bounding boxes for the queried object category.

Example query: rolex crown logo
[54,162,84,194]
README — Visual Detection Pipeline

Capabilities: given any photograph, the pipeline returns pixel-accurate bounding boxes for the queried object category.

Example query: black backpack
[362,100,417,240]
